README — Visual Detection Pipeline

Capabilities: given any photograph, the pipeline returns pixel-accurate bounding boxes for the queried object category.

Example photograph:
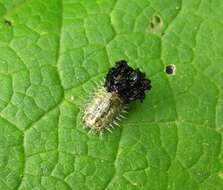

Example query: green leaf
[0,0,223,189]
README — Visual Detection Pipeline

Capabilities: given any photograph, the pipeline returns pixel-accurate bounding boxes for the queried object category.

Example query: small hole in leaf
[149,15,163,34]
[154,16,161,24]
[4,19,12,26]
[165,64,176,75]
[150,22,155,28]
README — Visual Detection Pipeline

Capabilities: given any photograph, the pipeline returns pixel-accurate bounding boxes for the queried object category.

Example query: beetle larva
[82,60,152,134]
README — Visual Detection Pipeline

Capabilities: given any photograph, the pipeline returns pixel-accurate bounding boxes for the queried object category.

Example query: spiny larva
[82,60,152,134]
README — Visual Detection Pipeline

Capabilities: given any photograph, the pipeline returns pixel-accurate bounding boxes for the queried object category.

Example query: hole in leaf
[165,64,176,75]
[4,19,12,26]
[149,15,163,34]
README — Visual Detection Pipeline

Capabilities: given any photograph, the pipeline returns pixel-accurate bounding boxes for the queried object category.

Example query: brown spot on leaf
[149,15,163,34]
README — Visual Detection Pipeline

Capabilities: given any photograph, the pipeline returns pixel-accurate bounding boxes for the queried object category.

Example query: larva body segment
[82,87,124,133]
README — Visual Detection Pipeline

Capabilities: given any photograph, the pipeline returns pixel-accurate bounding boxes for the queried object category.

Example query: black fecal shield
[105,60,152,104]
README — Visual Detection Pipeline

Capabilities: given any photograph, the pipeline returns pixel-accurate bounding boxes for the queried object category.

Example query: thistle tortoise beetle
[82,60,152,134]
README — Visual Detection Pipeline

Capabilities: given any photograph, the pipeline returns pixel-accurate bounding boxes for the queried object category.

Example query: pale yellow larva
[82,86,127,134]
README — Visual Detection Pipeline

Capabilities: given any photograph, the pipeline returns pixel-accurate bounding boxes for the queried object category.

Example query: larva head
[105,60,152,103]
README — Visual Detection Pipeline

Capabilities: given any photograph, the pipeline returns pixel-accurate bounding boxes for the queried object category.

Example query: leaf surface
[0,0,223,190]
